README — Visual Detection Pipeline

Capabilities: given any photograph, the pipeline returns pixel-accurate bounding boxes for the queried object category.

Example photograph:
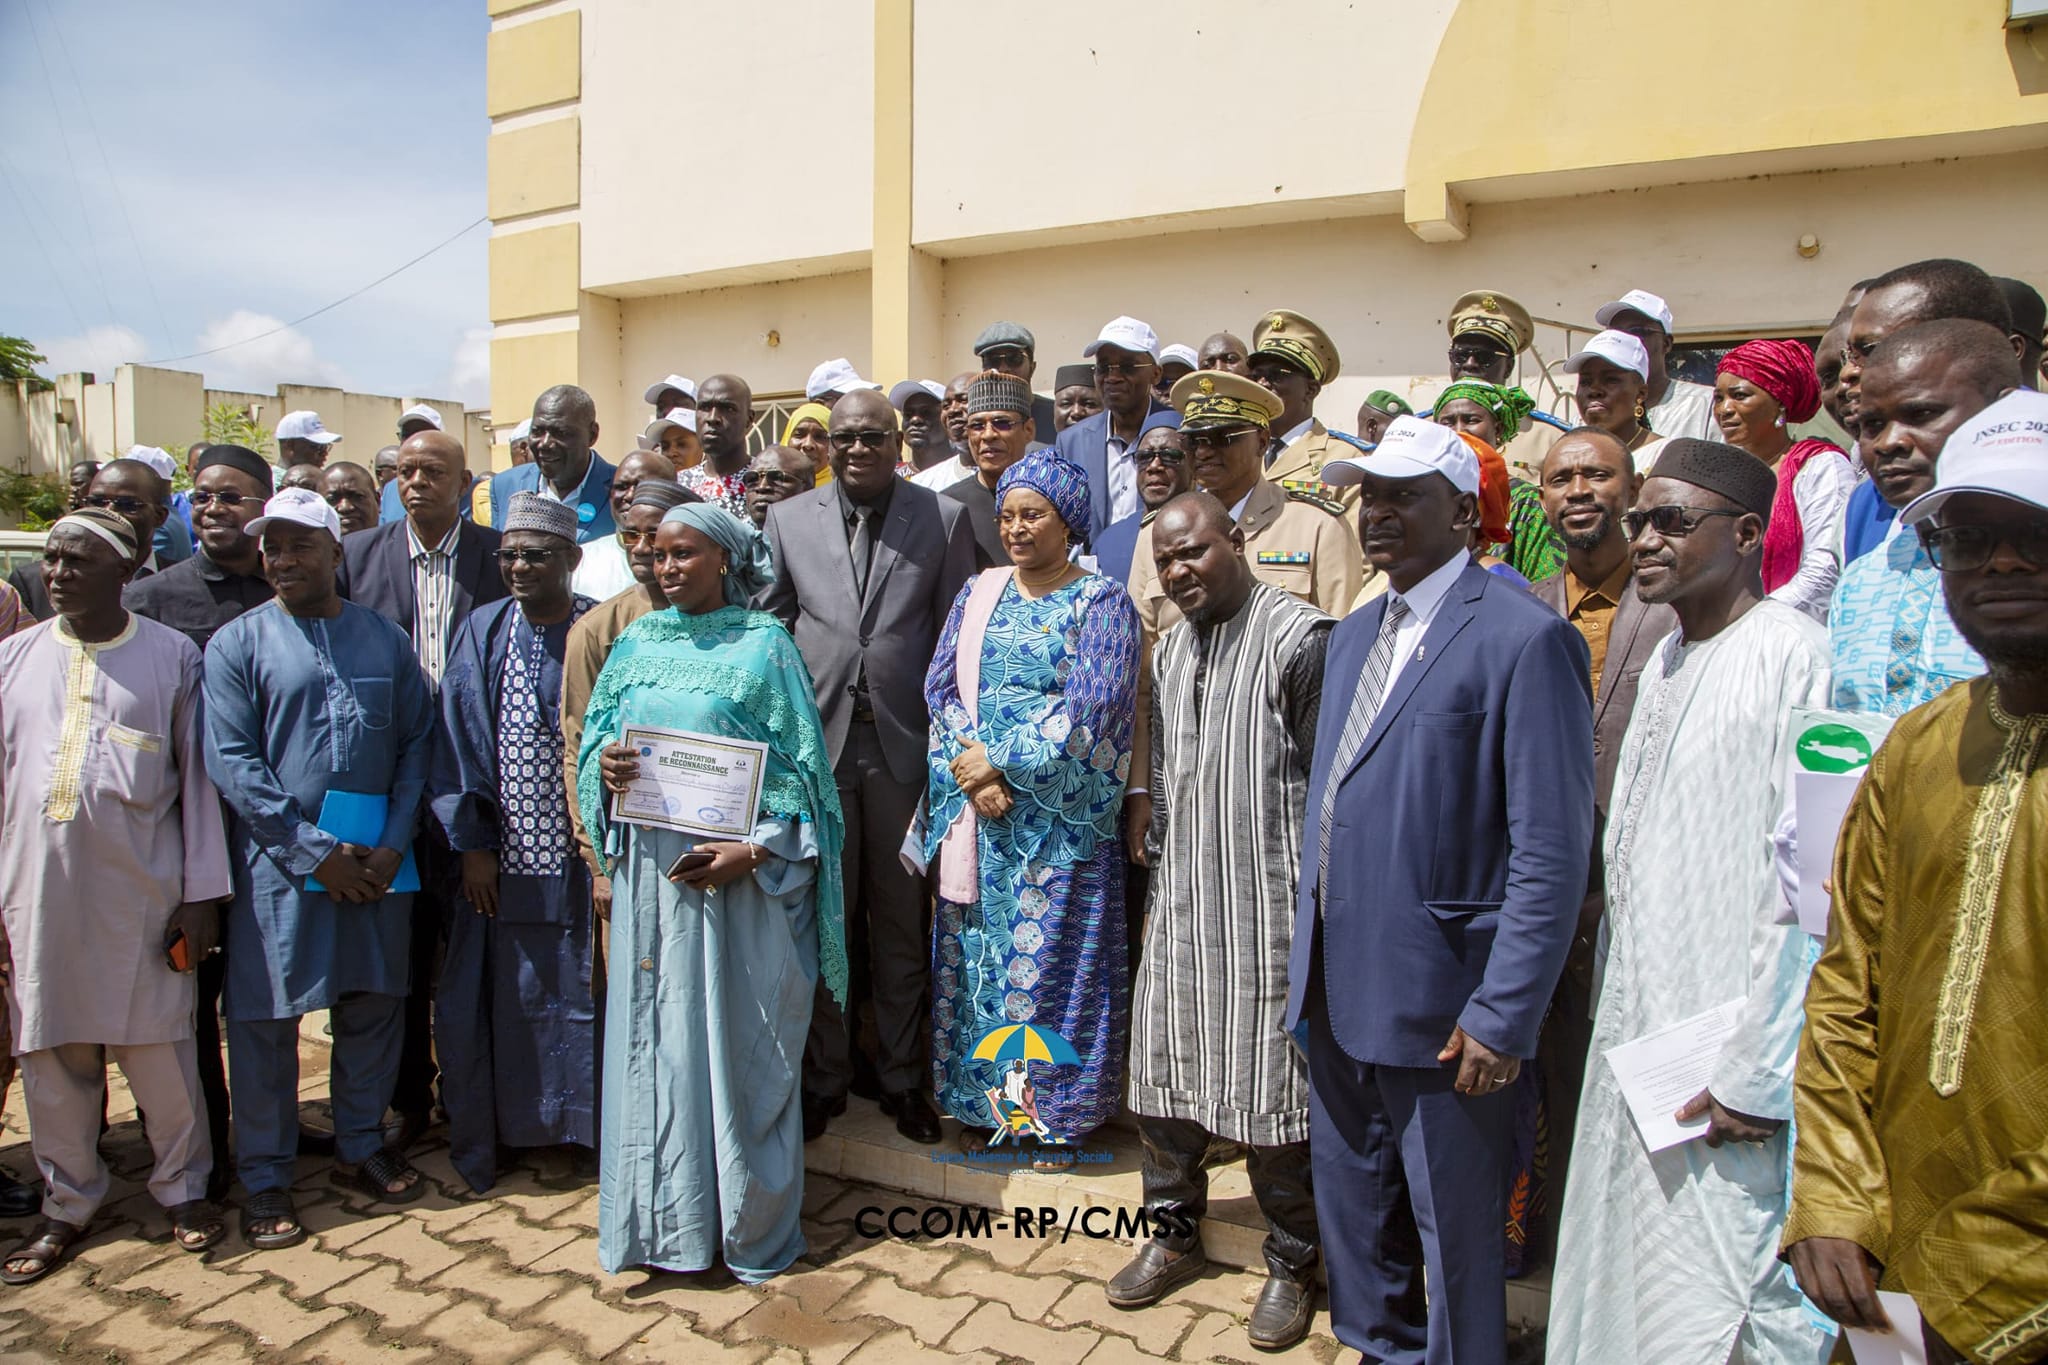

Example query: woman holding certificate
[923,449,1141,1162]
[577,502,846,1283]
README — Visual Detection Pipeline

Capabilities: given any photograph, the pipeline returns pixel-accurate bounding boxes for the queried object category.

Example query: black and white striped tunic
[1127,582,1331,1146]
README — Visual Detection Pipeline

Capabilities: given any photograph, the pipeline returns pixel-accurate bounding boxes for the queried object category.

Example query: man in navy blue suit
[1289,417,1594,1364]
[485,386,617,542]
[1053,315,1173,545]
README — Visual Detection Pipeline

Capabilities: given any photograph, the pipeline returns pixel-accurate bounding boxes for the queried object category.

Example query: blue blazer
[1285,560,1595,1068]
[484,454,616,542]
[1090,511,1147,586]
[336,517,507,659]
[1052,400,1172,545]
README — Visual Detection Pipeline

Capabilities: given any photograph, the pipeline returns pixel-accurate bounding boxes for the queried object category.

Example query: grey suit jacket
[759,480,978,784]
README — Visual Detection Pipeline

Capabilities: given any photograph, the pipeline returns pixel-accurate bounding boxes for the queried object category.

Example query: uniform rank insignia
[1256,550,1312,566]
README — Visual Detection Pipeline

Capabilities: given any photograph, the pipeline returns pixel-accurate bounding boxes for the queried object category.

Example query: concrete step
[805,1099,1550,1329]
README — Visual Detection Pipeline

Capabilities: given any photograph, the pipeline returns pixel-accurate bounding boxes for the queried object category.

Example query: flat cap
[973,322,1035,356]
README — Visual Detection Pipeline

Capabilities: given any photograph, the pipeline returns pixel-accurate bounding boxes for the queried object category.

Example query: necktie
[850,506,874,600]
[1315,597,1412,897]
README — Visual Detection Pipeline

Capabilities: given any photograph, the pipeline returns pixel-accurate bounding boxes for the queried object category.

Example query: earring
[1775,414,1786,428]
[1634,397,1647,422]
[720,565,730,576]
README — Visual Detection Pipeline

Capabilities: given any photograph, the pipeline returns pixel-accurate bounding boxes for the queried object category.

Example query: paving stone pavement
[0,1041,1355,1363]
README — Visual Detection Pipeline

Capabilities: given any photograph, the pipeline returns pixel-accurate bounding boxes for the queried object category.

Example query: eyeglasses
[189,489,254,508]
[83,494,149,515]
[1185,427,1258,452]
[1135,447,1187,467]
[829,429,895,451]
[1094,359,1151,376]
[1622,506,1746,539]
[1919,522,2048,573]
[738,467,802,488]
[964,416,1021,435]
[617,528,660,548]
[494,548,560,566]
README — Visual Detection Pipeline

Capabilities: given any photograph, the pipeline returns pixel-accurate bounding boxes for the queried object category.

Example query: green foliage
[200,402,274,458]
[0,469,68,531]
[0,335,53,392]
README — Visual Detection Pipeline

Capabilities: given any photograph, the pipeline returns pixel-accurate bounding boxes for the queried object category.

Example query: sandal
[331,1148,427,1205]
[168,1200,225,1253]
[0,1218,84,1286]
[241,1190,306,1251]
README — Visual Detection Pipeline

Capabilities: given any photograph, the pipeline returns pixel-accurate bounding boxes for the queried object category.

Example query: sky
[1,0,489,407]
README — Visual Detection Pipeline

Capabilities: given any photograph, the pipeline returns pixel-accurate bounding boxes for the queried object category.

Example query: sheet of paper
[611,726,770,839]
[1794,769,1866,939]
[1844,1292,1927,1365]
[1602,1000,1744,1153]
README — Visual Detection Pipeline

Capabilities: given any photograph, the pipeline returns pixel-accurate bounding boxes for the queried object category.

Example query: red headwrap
[1717,339,1821,424]
[1455,431,1513,545]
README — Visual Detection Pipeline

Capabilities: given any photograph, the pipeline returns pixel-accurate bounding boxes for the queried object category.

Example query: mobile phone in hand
[667,848,717,881]
[164,929,192,973]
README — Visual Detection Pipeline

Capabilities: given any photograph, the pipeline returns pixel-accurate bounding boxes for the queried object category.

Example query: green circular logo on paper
[1797,723,1873,773]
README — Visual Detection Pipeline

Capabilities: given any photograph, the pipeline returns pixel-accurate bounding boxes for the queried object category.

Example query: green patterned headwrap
[1433,381,1537,444]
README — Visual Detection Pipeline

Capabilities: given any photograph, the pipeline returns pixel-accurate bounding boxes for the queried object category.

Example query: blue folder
[305,790,421,894]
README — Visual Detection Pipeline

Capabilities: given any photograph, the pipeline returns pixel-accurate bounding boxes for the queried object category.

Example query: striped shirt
[406,520,461,686]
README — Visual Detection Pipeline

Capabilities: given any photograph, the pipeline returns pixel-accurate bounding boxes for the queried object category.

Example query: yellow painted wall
[486,11,581,117]
[617,271,874,410]
[490,329,580,450]
[114,364,205,453]
[910,0,1457,249]
[577,0,872,291]
[1407,0,2048,233]
[488,117,580,220]
[491,223,582,321]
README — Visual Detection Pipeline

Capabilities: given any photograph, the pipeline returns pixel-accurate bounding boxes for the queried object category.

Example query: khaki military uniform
[1265,419,1358,512]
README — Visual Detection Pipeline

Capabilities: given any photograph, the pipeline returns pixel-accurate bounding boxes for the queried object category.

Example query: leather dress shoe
[879,1089,941,1144]
[802,1092,846,1143]
[0,1171,40,1221]
[1245,1272,1315,1351]
[1105,1239,1207,1308]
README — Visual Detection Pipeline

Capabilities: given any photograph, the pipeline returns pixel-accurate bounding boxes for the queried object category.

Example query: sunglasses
[83,494,149,515]
[1920,522,2048,573]
[1185,427,1258,452]
[189,489,255,508]
[738,467,803,488]
[495,548,561,566]
[1136,447,1187,467]
[617,528,660,548]
[1622,506,1745,539]
[828,429,894,451]
[1448,344,1510,368]
[964,416,1022,435]
[980,348,1029,367]
[1094,359,1151,376]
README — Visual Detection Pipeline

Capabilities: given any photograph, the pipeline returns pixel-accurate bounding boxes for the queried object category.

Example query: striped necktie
[1316,596,1411,897]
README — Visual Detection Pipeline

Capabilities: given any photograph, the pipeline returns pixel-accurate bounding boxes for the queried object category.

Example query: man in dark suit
[1528,426,1676,1237]
[760,389,977,1146]
[484,385,617,541]
[338,429,507,1145]
[1290,417,1594,1364]
[1053,316,1173,545]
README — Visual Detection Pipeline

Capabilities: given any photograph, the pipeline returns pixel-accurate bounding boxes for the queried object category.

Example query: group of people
[0,255,2044,1365]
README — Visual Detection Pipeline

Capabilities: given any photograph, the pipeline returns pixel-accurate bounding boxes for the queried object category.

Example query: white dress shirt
[1378,549,1470,700]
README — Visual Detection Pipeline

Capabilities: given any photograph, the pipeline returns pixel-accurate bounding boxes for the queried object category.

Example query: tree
[199,402,274,458]
[0,335,53,392]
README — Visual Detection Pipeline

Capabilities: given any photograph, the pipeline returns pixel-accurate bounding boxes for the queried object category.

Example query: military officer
[1251,309,1356,511]
[1130,371,1364,634]
[1443,288,1558,478]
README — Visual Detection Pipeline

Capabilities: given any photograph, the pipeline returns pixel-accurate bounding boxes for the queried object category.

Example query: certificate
[611,725,769,839]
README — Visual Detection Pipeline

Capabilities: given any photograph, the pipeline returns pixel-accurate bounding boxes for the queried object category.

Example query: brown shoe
[1106,1239,1207,1308]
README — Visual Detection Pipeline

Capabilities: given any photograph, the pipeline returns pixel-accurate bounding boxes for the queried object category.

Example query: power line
[36,0,177,357]
[20,0,120,334]
[143,215,489,366]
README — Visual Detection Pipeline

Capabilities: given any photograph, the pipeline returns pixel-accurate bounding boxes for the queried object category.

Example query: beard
[1559,510,1613,553]
[1954,616,2048,671]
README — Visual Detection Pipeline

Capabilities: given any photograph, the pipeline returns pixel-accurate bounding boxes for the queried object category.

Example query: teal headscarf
[661,501,777,606]
[1433,380,1537,443]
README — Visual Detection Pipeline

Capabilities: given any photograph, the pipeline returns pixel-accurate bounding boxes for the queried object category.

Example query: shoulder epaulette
[1284,487,1347,517]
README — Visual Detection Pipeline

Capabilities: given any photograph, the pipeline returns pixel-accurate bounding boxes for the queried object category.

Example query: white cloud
[35,324,149,381]
[185,311,350,393]
[445,327,491,409]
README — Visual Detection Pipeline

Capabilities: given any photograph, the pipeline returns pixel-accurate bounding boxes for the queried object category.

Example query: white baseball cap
[1320,417,1481,494]
[124,444,177,480]
[643,411,698,440]
[1562,329,1652,380]
[1593,289,1676,334]
[1901,389,2048,525]
[398,403,443,433]
[503,418,531,444]
[642,374,697,405]
[1159,343,1200,371]
[275,410,343,445]
[889,379,946,410]
[245,486,343,543]
[1083,316,1161,362]
[806,358,882,400]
